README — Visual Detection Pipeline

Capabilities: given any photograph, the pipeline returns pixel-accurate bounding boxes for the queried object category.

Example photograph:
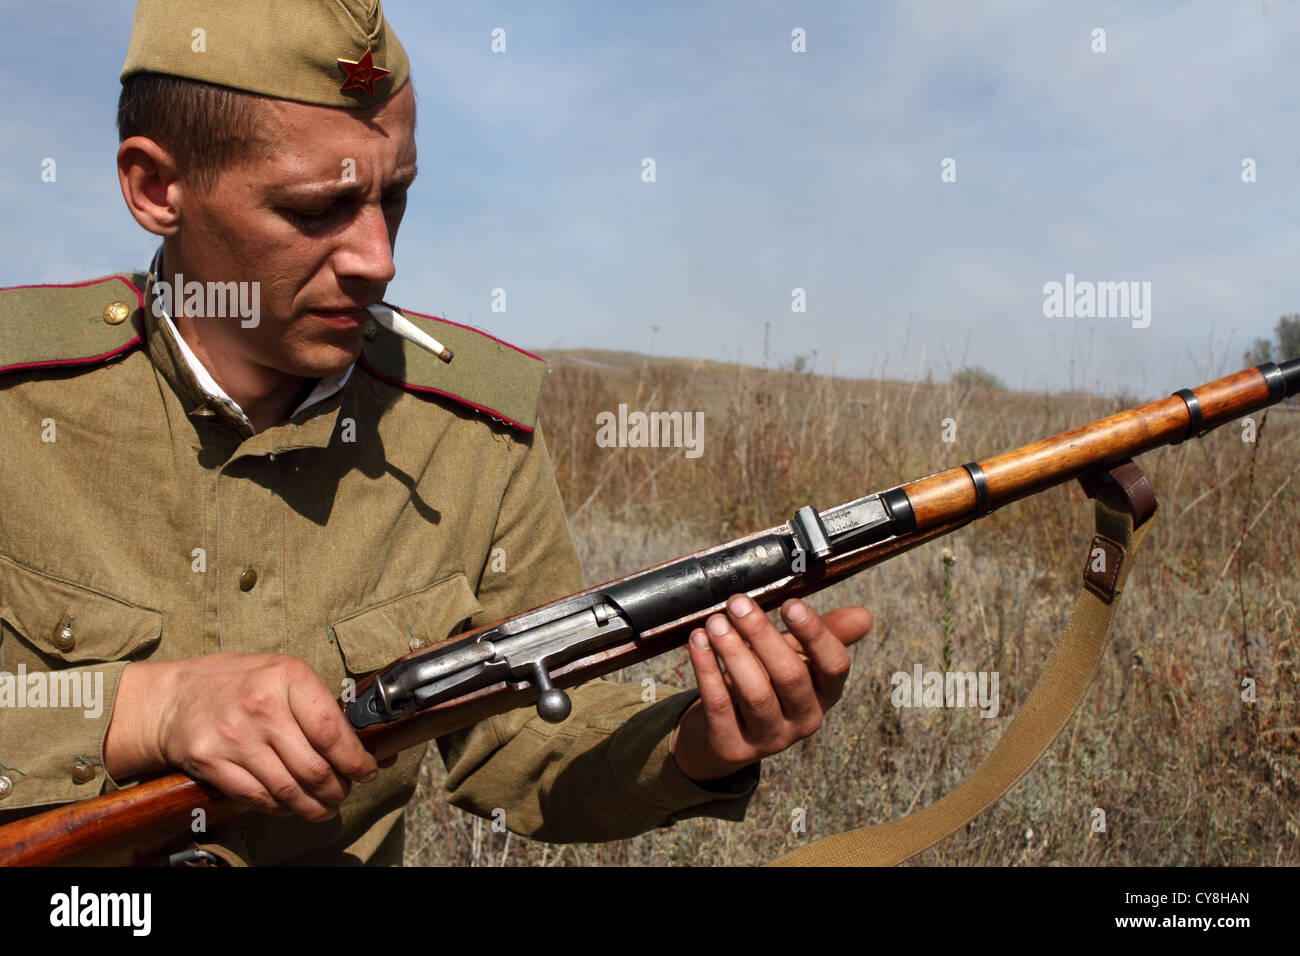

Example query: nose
[334,203,396,288]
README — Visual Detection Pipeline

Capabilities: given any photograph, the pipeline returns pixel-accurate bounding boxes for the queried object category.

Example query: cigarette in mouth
[367,303,454,363]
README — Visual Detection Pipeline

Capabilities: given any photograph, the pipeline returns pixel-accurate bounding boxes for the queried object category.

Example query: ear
[117,136,184,236]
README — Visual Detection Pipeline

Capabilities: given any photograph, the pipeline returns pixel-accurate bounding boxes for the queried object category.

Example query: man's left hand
[669,595,871,783]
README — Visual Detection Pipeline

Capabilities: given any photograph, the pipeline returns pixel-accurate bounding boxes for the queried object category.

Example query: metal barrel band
[1170,388,1202,445]
[962,461,991,516]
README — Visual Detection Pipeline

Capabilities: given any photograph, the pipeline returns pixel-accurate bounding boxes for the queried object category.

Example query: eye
[281,202,343,230]
[381,189,408,209]
[284,209,327,230]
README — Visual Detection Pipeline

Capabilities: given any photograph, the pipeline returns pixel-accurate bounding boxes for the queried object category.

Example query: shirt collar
[148,247,354,427]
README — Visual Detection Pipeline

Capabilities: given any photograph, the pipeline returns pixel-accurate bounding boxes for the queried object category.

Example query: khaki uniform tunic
[0,270,757,865]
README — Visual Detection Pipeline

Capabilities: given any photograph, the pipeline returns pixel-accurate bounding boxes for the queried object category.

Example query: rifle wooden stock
[0,360,1294,866]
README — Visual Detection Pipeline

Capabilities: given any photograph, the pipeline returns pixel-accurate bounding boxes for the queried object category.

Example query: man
[0,0,871,865]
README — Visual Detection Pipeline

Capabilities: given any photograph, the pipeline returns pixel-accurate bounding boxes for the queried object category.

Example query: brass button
[239,568,258,592]
[71,759,95,785]
[103,301,131,325]
[0,775,11,799]
[190,405,216,419]
[363,318,379,341]
[408,636,425,651]
[51,616,75,651]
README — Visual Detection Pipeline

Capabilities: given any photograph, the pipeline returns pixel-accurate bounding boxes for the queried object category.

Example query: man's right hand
[104,654,378,822]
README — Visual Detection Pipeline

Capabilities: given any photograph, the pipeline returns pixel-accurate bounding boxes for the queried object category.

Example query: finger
[774,605,871,665]
[208,760,295,818]
[771,608,869,662]
[702,609,782,727]
[767,626,808,659]
[687,627,742,739]
[726,595,821,726]
[781,601,860,703]
[288,679,379,784]
[267,723,353,810]
[243,748,339,822]
[705,639,796,677]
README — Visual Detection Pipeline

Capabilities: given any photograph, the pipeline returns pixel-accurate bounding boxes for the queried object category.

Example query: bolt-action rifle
[1,358,1296,866]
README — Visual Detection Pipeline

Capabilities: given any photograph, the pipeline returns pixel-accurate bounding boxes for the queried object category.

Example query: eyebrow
[268,164,419,204]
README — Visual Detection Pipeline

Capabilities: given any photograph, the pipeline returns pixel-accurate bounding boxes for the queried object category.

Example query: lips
[308,306,370,328]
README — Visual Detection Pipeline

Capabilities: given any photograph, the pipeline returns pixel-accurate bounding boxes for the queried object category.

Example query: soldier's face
[175,82,418,379]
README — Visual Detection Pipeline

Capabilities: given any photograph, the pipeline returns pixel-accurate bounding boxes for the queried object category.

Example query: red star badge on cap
[337,48,391,96]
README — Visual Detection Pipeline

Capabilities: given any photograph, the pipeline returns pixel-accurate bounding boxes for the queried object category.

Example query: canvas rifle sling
[770,459,1157,866]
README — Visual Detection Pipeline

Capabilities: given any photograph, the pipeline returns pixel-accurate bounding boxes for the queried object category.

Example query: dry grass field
[405,350,1299,866]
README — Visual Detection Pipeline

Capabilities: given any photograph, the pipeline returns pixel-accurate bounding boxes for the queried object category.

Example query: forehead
[253,81,417,170]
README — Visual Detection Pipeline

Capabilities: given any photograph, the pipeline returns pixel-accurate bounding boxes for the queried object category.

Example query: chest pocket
[328,572,484,676]
[0,555,163,664]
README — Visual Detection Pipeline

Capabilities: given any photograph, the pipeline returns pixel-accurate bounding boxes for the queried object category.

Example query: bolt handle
[531,662,572,723]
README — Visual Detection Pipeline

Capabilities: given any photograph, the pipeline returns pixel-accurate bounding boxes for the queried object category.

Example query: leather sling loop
[769,459,1158,866]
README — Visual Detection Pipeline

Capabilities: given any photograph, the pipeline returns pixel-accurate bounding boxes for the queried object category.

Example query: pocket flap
[0,556,163,663]
[329,573,484,676]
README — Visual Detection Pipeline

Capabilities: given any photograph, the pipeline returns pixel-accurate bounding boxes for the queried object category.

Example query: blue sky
[2,0,1297,396]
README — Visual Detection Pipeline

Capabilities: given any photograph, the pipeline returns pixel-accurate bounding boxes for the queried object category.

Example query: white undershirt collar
[150,247,353,425]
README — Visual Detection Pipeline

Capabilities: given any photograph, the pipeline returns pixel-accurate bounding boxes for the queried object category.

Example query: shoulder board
[0,274,145,376]
[359,306,547,434]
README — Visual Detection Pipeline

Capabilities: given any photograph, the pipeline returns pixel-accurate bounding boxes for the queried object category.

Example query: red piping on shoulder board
[0,275,145,375]
[388,304,546,363]
[358,304,540,434]
[358,353,534,434]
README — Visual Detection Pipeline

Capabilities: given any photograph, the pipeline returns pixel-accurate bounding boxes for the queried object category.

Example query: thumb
[822,606,873,647]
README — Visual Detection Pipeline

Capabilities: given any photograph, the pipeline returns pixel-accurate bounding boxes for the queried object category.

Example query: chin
[284,338,364,379]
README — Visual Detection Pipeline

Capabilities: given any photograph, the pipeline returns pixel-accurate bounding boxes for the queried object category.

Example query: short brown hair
[117,73,273,193]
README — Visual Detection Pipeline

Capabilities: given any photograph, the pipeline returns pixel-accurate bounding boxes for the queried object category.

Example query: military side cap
[121,0,408,108]
[0,276,144,376]
[360,308,549,434]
